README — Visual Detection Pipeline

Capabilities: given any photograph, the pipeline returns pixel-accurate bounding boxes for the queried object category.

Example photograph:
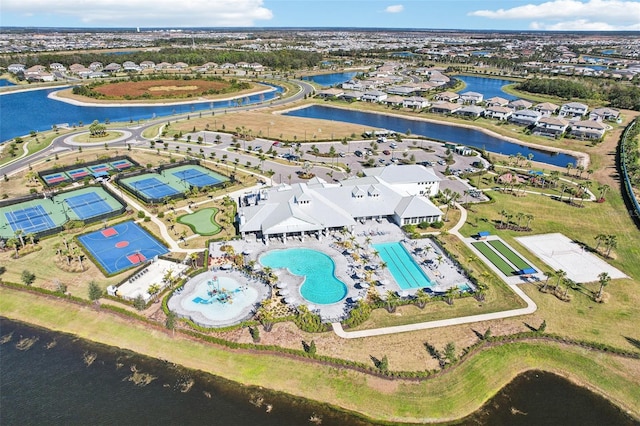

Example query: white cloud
[2,0,273,27]
[385,4,404,13]
[469,0,640,30]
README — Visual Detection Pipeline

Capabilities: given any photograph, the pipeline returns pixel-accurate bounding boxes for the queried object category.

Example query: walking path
[331,201,537,339]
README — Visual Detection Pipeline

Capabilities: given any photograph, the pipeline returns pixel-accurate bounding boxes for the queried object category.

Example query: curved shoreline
[48,85,277,108]
[0,286,638,423]
[278,103,590,168]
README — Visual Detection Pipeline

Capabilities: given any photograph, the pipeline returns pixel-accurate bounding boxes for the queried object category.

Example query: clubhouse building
[237,165,442,243]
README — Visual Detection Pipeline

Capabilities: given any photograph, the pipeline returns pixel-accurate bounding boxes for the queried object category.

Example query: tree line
[517,77,640,110]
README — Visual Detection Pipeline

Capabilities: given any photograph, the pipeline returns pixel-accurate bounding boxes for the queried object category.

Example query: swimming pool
[259,248,347,305]
[373,242,432,290]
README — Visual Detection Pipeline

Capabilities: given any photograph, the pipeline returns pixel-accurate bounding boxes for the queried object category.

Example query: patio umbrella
[359,282,370,289]
[276,282,288,289]
[279,289,290,296]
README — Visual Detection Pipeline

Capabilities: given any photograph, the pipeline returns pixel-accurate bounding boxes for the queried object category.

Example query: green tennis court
[177,208,221,236]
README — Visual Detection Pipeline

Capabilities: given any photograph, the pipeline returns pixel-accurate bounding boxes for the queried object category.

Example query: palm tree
[148,283,161,301]
[559,184,568,202]
[555,269,566,289]
[14,230,25,248]
[189,252,199,268]
[444,287,457,305]
[597,184,610,202]
[594,233,606,252]
[525,214,534,230]
[515,212,525,229]
[384,290,400,313]
[566,163,574,176]
[72,246,84,271]
[605,235,617,258]
[7,237,19,258]
[597,272,611,299]
[542,271,554,291]
[498,209,508,228]
[414,289,430,309]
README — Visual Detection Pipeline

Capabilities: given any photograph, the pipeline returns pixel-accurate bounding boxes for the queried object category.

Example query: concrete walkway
[331,201,538,339]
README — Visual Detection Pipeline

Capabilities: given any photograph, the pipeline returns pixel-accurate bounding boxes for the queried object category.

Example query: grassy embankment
[1,286,639,423]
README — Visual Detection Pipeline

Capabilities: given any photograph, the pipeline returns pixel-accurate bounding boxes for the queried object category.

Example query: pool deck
[218,218,470,322]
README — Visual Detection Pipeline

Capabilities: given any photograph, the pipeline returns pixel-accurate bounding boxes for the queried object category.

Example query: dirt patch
[93,79,230,99]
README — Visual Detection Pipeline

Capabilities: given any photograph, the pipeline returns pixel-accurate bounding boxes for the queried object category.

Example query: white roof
[363,164,440,184]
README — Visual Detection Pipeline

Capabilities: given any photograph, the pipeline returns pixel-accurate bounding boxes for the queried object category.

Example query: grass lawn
[1,286,638,423]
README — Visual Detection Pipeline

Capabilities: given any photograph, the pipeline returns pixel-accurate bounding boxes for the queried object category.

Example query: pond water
[455,75,518,100]
[0,84,283,142]
[284,105,577,167]
[2,318,636,426]
[302,72,358,87]
[0,78,16,87]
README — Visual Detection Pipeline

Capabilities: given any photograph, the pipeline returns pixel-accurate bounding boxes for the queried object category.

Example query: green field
[472,241,516,275]
[488,239,533,271]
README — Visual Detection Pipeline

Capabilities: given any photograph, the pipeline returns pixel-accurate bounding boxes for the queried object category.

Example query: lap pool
[259,248,347,305]
[373,242,433,290]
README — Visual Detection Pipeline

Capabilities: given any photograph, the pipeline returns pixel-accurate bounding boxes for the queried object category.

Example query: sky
[1,0,639,31]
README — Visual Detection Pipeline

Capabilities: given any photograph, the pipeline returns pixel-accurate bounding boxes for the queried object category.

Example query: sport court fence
[619,119,640,227]
[38,155,141,187]
[0,185,127,240]
[114,169,187,205]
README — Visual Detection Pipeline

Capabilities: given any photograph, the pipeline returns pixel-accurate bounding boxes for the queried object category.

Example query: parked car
[383,150,391,155]
[354,150,363,157]
[389,143,398,149]
[339,152,345,157]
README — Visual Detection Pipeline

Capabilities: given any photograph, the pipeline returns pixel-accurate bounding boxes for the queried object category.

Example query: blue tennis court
[64,192,114,220]
[129,177,181,199]
[4,205,56,234]
[172,168,222,188]
[78,221,168,275]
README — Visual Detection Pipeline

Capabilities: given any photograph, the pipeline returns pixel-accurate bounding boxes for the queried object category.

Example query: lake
[455,75,518,100]
[302,72,358,87]
[284,105,577,167]
[0,84,283,142]
[2,317,636,426]
[0,78,16,87]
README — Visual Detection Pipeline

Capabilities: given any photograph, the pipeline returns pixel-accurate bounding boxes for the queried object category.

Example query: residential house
[430,101,461,114]
[434,91,459,102]
[569,120,607,140]
[342,80,366,91]
[49,62,66,71]
[455,105,485,119]
[173,62,189,70]
[140,61,156,69]
[403,96,430,109]
[386,86,417,96]
[534,102,560,117]
[510,109,542,126]
[7,64,25,74]
[249,62,264,71]
[103,63,122,73]
[361,90,387,103]
[533,117,569,137]
[484,106,513,121]
[122,61,141,72]
[507,99,533,110]
[559,102,589,118]
[340,91,364,102]
[383,95,405,107]
[589,107,620,122]
[88,62,103,71]
[459,91,484,105]
[484,96,510,107]
[316,88,345,99]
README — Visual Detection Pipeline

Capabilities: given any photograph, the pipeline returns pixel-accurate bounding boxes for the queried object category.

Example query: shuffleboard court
[487,239,534,272]
[78,221,168,275]
[472,241,517,276]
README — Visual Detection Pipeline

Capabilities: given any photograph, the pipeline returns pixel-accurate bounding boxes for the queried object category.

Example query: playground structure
[193,275,244,305]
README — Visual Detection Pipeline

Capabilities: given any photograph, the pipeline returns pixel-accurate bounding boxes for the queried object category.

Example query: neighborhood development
[1,27,639,423]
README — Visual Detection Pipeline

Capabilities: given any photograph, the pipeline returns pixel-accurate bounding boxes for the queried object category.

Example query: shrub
[137,210,146,219]
[21,270,36,285]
